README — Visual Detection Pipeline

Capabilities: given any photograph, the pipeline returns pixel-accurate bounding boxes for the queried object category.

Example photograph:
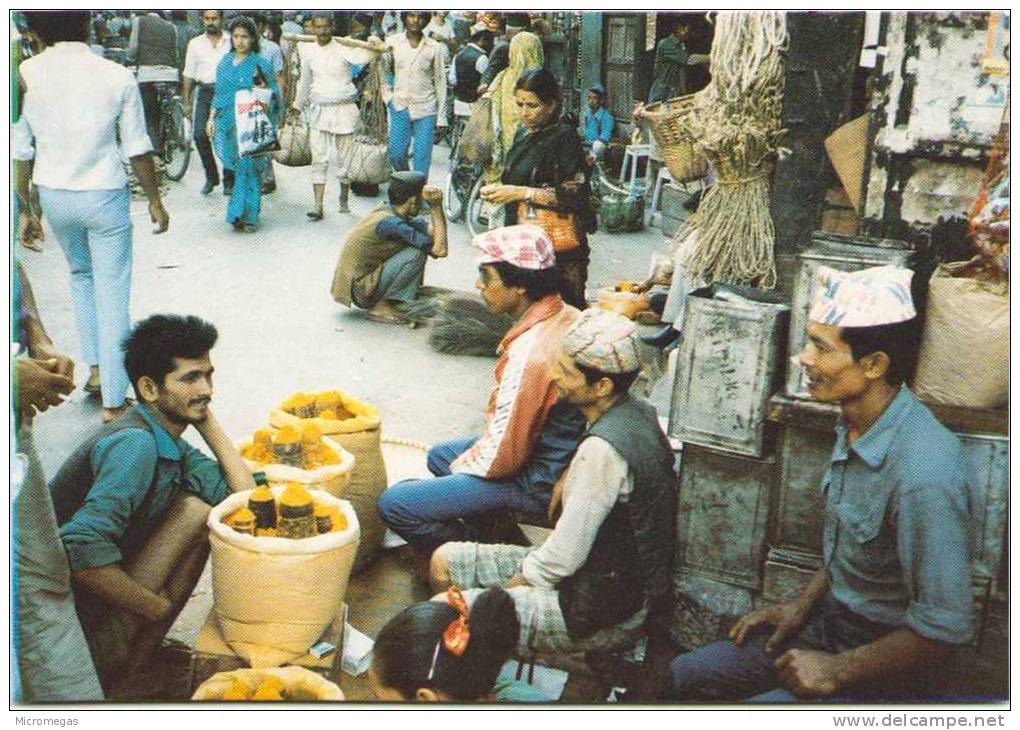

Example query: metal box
[769,424,837,556]
[675,444,775,590]
[671,572,753,651]
[961,432,1009,582]
[785,233,911,400]
[670,285,790,457]
[761,555,821,604]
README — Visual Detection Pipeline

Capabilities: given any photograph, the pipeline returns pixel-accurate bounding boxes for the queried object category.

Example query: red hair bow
[441,586,471,657]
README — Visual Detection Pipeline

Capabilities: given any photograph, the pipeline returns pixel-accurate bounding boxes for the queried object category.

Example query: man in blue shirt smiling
[48,314,255,695]
[664,266,975,702]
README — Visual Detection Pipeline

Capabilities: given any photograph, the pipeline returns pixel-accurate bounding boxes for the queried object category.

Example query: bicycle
[442,116,477,222]
[155,82,191,182]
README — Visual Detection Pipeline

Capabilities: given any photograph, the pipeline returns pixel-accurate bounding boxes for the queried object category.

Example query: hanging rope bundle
[675,11,788,289]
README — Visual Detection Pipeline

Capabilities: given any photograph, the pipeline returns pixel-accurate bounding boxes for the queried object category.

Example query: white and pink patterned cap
[563,308,641,373]
[471,224,556,271]
[809,265,917,327]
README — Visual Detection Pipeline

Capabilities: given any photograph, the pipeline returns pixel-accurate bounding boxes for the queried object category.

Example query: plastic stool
[619,144,651,195]
[650,166,674,213]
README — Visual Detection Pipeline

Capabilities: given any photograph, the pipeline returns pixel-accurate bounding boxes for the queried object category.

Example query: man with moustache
[48,314,255,694]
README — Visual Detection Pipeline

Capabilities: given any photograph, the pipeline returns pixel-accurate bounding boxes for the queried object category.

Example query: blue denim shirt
[59,404,231,571]
[583,106,614,146]
[375,215,433,253]
[822,386,974,645]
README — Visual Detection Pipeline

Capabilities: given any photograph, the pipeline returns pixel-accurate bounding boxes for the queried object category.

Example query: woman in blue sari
[207,16,280,232]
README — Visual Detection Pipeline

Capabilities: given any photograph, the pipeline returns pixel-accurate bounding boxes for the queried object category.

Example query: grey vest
[557,393,676,639]
[49,407,162,531]
[136,15,178,69]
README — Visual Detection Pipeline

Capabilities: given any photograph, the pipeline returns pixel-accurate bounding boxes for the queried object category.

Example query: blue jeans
[663,592,944,703]
[388,104,436,176]
[38,187,132,408]
[378,437,549,555]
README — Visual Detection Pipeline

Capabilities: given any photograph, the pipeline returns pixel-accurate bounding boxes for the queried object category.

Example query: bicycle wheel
[465,175,504,237]
[443,169,465,222]
[162,97,191,182]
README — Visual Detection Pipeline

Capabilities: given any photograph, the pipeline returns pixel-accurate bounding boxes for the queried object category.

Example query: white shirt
[183,31,229,84]
[448,43,489,117]
[384,33,447,123]
[423,18,455,64]
[293,39,371,135]
[14,43,152,191]
[520,437,634,588]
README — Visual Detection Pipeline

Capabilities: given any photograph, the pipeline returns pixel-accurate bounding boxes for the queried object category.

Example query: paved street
[23,143,669,477]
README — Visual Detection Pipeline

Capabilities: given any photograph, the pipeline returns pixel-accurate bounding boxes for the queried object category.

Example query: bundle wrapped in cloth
[271,390,388,573]
[208,486,359,667]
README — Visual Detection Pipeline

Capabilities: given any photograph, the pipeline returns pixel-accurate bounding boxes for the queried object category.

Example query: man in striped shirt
[379,225,585,559]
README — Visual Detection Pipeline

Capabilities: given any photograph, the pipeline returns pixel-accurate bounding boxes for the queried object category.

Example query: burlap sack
[339,134,391,185]
[192,666,344,701]
[271,392,388,573]
[208,487,359,667]
[237,435,355,498]
[912,267,1009,409]
[273,121,312,167]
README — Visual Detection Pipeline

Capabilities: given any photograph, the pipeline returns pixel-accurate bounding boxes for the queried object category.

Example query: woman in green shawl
[485,31,544,181]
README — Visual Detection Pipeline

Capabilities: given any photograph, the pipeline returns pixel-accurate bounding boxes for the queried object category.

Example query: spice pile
[221,675,286,701]
[281,391,356,421]
[224,479,348,539]
[241,424,342,470]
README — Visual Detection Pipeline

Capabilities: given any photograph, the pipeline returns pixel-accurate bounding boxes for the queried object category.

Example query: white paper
[342,622,375,676]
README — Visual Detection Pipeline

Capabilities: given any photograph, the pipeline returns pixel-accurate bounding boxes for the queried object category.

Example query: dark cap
[589,83,607,97]
[389,171,427,203]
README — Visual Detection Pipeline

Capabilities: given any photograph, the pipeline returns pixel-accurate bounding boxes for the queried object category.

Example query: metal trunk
[675,444,775,590]
[671,285,790,457]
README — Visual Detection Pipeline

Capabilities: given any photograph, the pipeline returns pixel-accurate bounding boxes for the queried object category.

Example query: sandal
[231,219,245,232]
[306,211,324,221]
[244,223,258,233]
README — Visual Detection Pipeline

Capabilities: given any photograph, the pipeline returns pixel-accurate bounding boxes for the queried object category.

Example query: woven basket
[645,95,709,183]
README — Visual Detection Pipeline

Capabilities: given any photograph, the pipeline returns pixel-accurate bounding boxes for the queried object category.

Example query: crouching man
[49,314,255,696]
[331,170,449,324]
[430,308,676,655]
[663,266,974,702]
[379,225,586,560]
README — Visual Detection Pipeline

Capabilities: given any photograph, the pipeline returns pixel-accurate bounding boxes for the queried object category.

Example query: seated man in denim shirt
[49,314,255,696]
[331,171,449,324]
[582,84,614,164]
[664,266,974,702]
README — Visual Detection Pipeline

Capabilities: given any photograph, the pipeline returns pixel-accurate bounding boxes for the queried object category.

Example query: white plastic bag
[208,487,360,667]
[235,87,279,158]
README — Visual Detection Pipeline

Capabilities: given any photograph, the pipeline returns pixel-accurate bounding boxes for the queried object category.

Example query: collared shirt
[58,404,231,571]
[375,215,433,253]
[293,39,371,134]
[13,42,152,191]
[521,436,633,588]
[183,30,230,84]
[822,386,974,645]
[384,33,447,121]
[583,106,614,146]
[423,18,456,63]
